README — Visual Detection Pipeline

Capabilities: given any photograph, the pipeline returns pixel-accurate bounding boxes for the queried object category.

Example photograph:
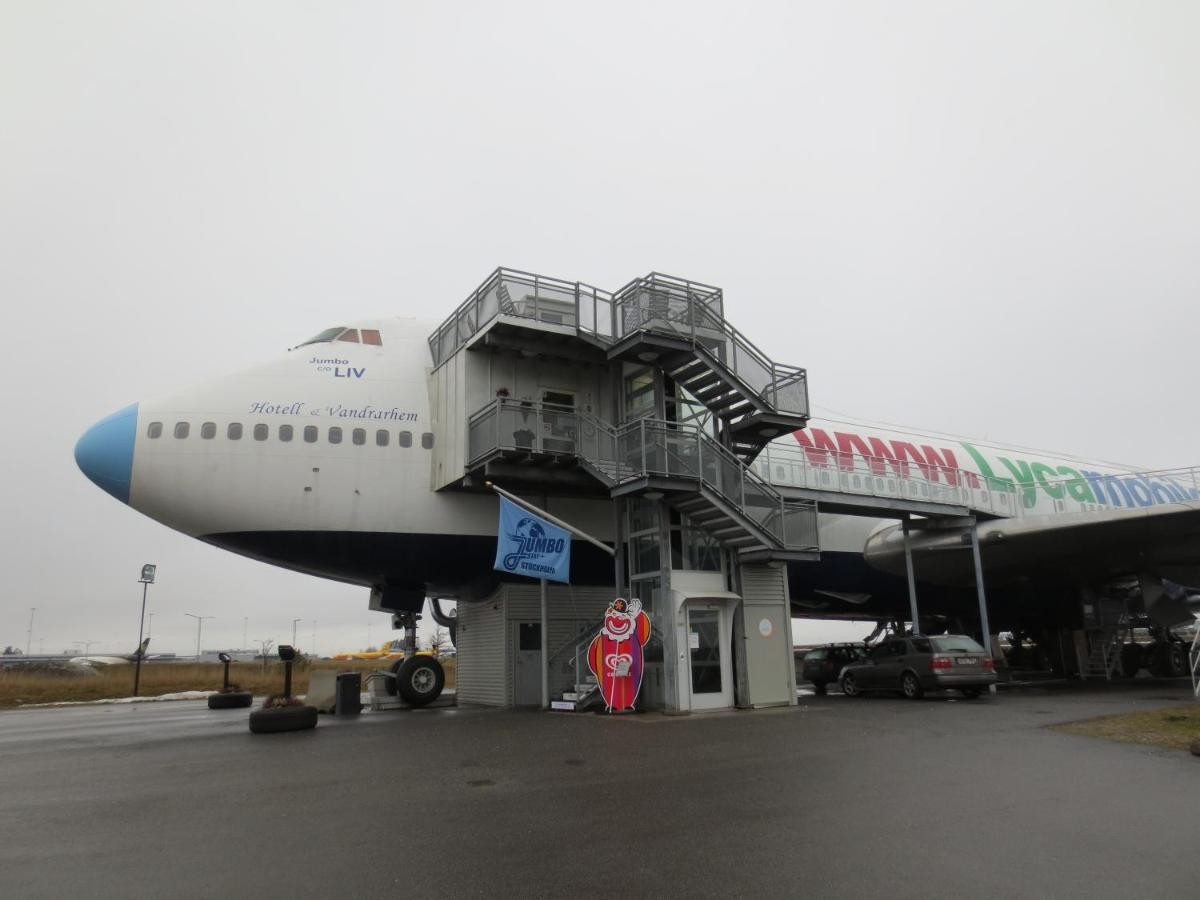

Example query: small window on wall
[174,422,190,439]
[361,329,382,346]
[421,432,434,449]
[253,424,268,441]
[228,423,243,440]
[329,427,343,444]
[398,431,412,448]
[336,329,360,343]
[147,422,163,439]
[375,429,389,447]
[279,424,293,442]
[304,425,318,443]
[352,428,366,446]
[518,623,542,651]
[200,422,216,439]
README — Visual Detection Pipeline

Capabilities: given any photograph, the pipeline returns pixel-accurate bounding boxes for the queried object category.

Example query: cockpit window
[336,329,360,343]
[297,326,348,347]
[361,329,382,345]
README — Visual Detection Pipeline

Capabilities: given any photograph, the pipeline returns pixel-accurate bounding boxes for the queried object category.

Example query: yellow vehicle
[332,639,434,662]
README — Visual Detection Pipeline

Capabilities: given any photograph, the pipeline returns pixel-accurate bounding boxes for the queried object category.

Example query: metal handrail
[610,274,808,415]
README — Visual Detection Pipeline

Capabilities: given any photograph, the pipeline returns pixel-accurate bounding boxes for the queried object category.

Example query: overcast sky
[2,1,1197,657]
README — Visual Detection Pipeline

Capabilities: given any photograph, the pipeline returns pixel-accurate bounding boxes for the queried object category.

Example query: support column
[903,514,920,635]
[967,520,997,694]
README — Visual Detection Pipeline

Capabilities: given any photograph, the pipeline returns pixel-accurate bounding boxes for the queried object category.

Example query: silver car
[839,634,997,699]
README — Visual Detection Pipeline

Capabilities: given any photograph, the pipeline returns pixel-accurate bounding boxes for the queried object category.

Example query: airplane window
[352,428,366,446]
[228,423,243,440]
[279,425,293,442]
[147,422,163,439]
[421,432,434,450]
[375,429,390,447]
[398,431,412,448]
[304,425,318,443]
[329,426,343,444]
[201,422,216,439]
[174,422,190,439]
[297,326,347,347]
[336,329,360,343]
[361,329,382,346]
[254,424,269,441]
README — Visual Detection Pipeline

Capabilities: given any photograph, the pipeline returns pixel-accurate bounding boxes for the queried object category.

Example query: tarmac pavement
[0,681,1195,899]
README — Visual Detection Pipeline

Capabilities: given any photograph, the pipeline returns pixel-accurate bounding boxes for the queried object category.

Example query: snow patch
[20,690,216,708]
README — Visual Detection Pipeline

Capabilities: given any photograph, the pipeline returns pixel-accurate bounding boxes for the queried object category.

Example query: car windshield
[931,636,985,653]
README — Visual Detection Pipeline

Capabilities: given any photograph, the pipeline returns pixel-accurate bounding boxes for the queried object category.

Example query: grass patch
[1053,703,1200,752]
[0,659,455,709]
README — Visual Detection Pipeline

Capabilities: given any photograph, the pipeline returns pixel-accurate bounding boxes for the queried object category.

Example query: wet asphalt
[0,681,1196,899]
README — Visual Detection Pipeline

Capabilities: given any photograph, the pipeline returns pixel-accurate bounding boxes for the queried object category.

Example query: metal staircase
[1081,629,1122,680]
[576,413,818,560]
[606,274,809,464]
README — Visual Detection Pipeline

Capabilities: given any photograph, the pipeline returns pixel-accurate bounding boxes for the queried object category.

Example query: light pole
[243,617,248,652]
[311,620,317,658]
[147,612,153,641]
[185,613,214,661]
[292,618,301,649]
[74,640,96,658]
[134,565,155,696]
[26,607,36,656]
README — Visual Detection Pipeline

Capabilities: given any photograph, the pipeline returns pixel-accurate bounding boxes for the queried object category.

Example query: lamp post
[292,618,301,649]
[133,565,155,696]
[26,607,36,656]
[311,620,317,658]
[185,612,214,661]
[74,640,96,658]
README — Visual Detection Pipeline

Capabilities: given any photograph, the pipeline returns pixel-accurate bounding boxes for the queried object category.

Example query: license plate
[955,656,977,665]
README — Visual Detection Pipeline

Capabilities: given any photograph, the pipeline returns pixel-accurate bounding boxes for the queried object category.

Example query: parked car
[799,643,869,694]
[839,634,996,699]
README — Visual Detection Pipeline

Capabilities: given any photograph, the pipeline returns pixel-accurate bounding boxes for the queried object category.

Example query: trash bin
[335,672,362,715]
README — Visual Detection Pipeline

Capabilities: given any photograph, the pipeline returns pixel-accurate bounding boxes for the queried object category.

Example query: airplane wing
[864,502,1200,590]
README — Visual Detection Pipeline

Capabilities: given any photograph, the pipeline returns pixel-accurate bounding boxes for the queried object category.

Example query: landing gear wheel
[248,705,318,734]
[901,671,924,700]
[396,655,445,707]
[959,687,983,699]
[208,690,253,709]
[841,673,861,697]
[1167,645,1187,677]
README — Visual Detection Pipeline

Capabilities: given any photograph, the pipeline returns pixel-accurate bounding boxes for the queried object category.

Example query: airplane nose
[74,404,138,504]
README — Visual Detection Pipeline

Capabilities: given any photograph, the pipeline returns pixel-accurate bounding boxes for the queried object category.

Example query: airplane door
[513,622,542,706]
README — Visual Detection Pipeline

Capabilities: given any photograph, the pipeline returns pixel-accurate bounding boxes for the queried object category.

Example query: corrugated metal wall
[738,563,796,707]
[455,595,508,706]
[455,583,614,706]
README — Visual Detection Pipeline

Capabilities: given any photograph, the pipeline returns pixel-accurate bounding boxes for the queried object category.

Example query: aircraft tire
[248,705,318,734]
[396,655,445,707]
[208,690,253,709]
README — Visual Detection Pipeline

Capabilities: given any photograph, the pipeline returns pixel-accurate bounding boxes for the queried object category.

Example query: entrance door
[686,603,733,710]
[513,622,542,706]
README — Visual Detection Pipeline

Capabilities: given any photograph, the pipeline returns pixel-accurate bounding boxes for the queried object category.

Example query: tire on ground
[901,671,924,699]
[248,705,318,734]
[1167,644,1187,677]
[208,691,253,709]
[396,655,446,706]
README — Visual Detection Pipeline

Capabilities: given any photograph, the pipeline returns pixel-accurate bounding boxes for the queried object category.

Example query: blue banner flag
[493,496,572,583]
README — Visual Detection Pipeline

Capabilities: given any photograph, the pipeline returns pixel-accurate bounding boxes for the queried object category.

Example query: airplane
[67,638,151,669]
[73,300,1200,696]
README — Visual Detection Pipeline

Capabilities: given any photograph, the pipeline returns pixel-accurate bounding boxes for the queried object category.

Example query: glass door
[687,604,732,710]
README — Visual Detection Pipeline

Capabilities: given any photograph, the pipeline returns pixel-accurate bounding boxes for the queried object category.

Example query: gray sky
[2,1,1197,656]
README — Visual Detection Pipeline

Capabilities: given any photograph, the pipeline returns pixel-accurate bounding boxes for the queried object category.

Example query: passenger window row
[146,421,434,449]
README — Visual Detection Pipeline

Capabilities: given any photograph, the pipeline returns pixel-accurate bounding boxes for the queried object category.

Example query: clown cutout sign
[586,598,652,712]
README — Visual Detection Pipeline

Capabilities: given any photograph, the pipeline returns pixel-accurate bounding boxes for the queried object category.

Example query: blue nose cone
[74,404,138,504]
